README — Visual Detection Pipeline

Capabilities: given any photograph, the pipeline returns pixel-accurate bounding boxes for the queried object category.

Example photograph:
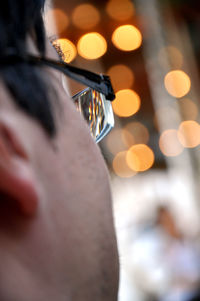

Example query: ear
[0,122,39,217]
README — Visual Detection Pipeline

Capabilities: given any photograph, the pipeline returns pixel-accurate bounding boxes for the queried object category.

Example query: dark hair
[0,0,56,136]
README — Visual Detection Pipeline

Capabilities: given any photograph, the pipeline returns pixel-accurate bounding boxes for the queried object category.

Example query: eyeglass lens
[73,88,113,142]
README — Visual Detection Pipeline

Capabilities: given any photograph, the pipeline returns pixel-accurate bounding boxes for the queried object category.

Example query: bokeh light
[112,25,142,51]
[158,46,183,69]
[107,64,134,92]
[159,129,184,157]
[122,122,149,147]
[45,8,69,35]
[113,151,137,178]
[72,4,100,30]
[77,32,107,60]
[106,0,135,21]
[164,70,191,98]
[112,89,141,117]
[179,98,198,121]
[126,144,155,172]
[178,120,200,148]
[52,38,77,63]
[121,129,135,147]
[106,128,127,155]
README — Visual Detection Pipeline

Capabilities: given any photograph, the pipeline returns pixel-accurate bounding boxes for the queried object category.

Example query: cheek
[32,106,118,297]
[59,121,109,196]
[54,100,112,207]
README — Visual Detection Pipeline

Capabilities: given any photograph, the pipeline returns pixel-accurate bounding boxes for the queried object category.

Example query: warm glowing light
[158,46,183,69]
[112,89,141,117]
[178,120,200,148]
[164,70,191,98]
[126,144,154,172]
[77,32,107,60]
[106,129,127,155]
[113,151,137,178]
[179,98,198,121]
[112,25,142,51]
[72,4,100,29]
[122,122,149,147]
[52,39,77,63]
[45,8,69,35]
[106,0,135,21]
[121,129,135,147]
[107,64,134,91]
[159,130,183,157]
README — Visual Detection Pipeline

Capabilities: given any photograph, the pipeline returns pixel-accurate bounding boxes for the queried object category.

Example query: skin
[0,36,119,300]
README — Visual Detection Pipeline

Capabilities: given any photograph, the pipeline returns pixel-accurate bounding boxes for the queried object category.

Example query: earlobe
[0,123,39,217]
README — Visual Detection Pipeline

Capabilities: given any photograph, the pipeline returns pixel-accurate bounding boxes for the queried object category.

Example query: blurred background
[45,0,200,300]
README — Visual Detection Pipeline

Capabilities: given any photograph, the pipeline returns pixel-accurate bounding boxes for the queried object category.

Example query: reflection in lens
[73,89,114,143]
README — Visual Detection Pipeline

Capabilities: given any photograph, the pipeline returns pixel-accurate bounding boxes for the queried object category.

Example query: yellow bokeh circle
[113,151,137,178]
[126,144,155,172]
[107,64,134,91]
[164,70,191,98]
[178,120,200,148]
[112,25,142,51]
[77,32,107,60]
[159,129,183,157]
[106,129,126,155]
[112,89,141,117]
[122,122,149,147]
[72,4,100,29]
[106,0,135,21]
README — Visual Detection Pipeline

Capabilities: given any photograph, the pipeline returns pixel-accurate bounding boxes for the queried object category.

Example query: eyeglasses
[2,51,115,143]
[72,88,114,143]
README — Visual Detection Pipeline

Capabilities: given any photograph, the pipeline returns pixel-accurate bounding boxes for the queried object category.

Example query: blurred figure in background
[123,206,200,301]
[157,207,200,301]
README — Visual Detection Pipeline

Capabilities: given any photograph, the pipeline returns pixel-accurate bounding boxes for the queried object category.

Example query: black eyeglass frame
[0,52,116,102]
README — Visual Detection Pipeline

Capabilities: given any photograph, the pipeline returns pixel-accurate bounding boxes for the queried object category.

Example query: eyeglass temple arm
[28,56,116,101]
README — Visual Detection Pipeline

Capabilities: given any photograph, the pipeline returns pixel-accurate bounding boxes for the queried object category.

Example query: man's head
[0,1,119,300]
